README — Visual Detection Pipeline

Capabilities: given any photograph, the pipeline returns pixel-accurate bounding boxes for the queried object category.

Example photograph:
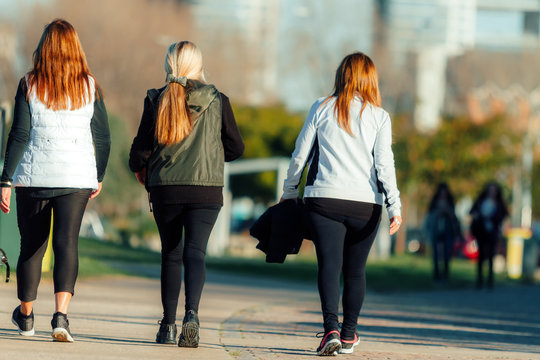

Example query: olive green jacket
[146,81,225,187]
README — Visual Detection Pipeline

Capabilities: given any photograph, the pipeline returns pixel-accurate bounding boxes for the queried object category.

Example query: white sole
[52,328,74,342]
[12,317,35,336]
[339,339,360,354]
[317,339,341,356]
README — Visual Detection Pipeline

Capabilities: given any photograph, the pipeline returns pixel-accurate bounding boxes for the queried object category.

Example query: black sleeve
[1,79,31,184]
[91,89,111,182]
[129,94,156,172]
[220,93,244,162]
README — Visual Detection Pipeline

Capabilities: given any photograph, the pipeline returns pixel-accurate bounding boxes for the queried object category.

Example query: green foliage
[394,115,520,211]
[95,115,143,216]
[533,163,540,219]
[230,104,305,200]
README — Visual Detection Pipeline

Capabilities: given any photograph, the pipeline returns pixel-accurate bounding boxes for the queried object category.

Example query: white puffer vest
[13,77,98,189]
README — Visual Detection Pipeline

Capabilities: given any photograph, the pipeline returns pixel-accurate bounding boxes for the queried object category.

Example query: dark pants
[307,206,381,339]
[477,233,497,288]
[152,203,221,324]
[16,190,91,302]
[432,232,453,280]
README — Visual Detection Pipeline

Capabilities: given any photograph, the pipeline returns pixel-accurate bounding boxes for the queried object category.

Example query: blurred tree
[533,163,540,219]
[394,113,520,225]
[18,0,193,133]
[93,114,145,218]
[230,104,305,200]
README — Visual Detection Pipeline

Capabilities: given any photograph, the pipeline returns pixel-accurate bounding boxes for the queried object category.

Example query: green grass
[75,237,524,292]
[205,254,513,292]
[79,237,161,264]
[78,256,129,278]
[366,255,489,292]
[206,256,319,283]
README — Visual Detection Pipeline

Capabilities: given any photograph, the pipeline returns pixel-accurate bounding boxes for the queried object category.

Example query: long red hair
[328,52,381,135]
[27,19,99,110]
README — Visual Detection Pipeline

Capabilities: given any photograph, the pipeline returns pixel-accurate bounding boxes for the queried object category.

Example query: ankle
[20,304,33,316]
[20,309,33,317]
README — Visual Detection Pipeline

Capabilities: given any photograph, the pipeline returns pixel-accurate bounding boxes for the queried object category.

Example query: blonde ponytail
[155,41,205,145]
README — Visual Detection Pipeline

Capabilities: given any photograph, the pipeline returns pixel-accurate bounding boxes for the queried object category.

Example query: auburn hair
[327,52,381,135]
[27,19,99,111]
[155,41,205,146]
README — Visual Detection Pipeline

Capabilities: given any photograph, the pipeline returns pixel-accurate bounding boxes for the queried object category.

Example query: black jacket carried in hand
[250,199,312,263]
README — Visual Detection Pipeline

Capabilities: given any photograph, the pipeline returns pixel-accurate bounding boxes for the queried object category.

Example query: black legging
[307,205,381,339]
[476,232,497,288]
[152,203,221,324]
[16,190,91,302]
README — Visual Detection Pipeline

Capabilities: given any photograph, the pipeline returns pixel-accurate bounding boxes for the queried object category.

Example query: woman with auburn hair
[0,19,110,342]
[129,41,243,348]
[282,52,402,355]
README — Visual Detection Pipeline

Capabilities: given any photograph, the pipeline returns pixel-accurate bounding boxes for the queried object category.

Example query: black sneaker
[51,312,74,342]
[316,330,341,356]
[156,320,177,344]
[178,310,199,348]
[339,329,360,354]
[11,306,34,336]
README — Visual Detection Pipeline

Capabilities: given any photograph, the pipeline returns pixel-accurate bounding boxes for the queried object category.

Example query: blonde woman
[1,19,110,342]
[282,52,402,355]
[129,41,244,347]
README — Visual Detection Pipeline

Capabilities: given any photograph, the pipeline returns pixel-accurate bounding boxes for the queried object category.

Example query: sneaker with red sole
[316,330,341,356]
[339,329,360,354]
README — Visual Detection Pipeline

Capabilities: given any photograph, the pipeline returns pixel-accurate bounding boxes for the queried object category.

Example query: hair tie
[166,74,187,87]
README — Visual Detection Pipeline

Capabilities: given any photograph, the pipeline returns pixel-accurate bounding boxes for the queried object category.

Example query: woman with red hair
[1,19,110,342]
[282,52,402,355]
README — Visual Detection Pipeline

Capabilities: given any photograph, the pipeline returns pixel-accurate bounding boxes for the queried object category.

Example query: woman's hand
[1,187,12,214]
[279,196,297,204]
[389,216,402,235]
[89,182,102,199]
[135,168,146,186]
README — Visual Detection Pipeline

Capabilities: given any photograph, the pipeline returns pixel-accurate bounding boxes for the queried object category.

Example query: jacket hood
[148,80,219,118]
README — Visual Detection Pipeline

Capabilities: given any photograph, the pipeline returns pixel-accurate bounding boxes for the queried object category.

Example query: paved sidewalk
[0,270,539,360]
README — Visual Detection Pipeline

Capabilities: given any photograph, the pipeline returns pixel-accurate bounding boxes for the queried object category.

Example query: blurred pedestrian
[425,183,463,282]
[0,19,111,342]
[470,182,508,289]
[129,41,244,348]
[281,52,402,355]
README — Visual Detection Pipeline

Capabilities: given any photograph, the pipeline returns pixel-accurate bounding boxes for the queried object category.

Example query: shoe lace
[316,329,340,339]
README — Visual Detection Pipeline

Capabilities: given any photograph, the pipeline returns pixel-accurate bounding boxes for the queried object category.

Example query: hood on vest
[148,80,219,119]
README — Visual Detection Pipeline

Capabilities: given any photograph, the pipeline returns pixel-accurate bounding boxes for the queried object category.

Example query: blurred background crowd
[0,0,539,284]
